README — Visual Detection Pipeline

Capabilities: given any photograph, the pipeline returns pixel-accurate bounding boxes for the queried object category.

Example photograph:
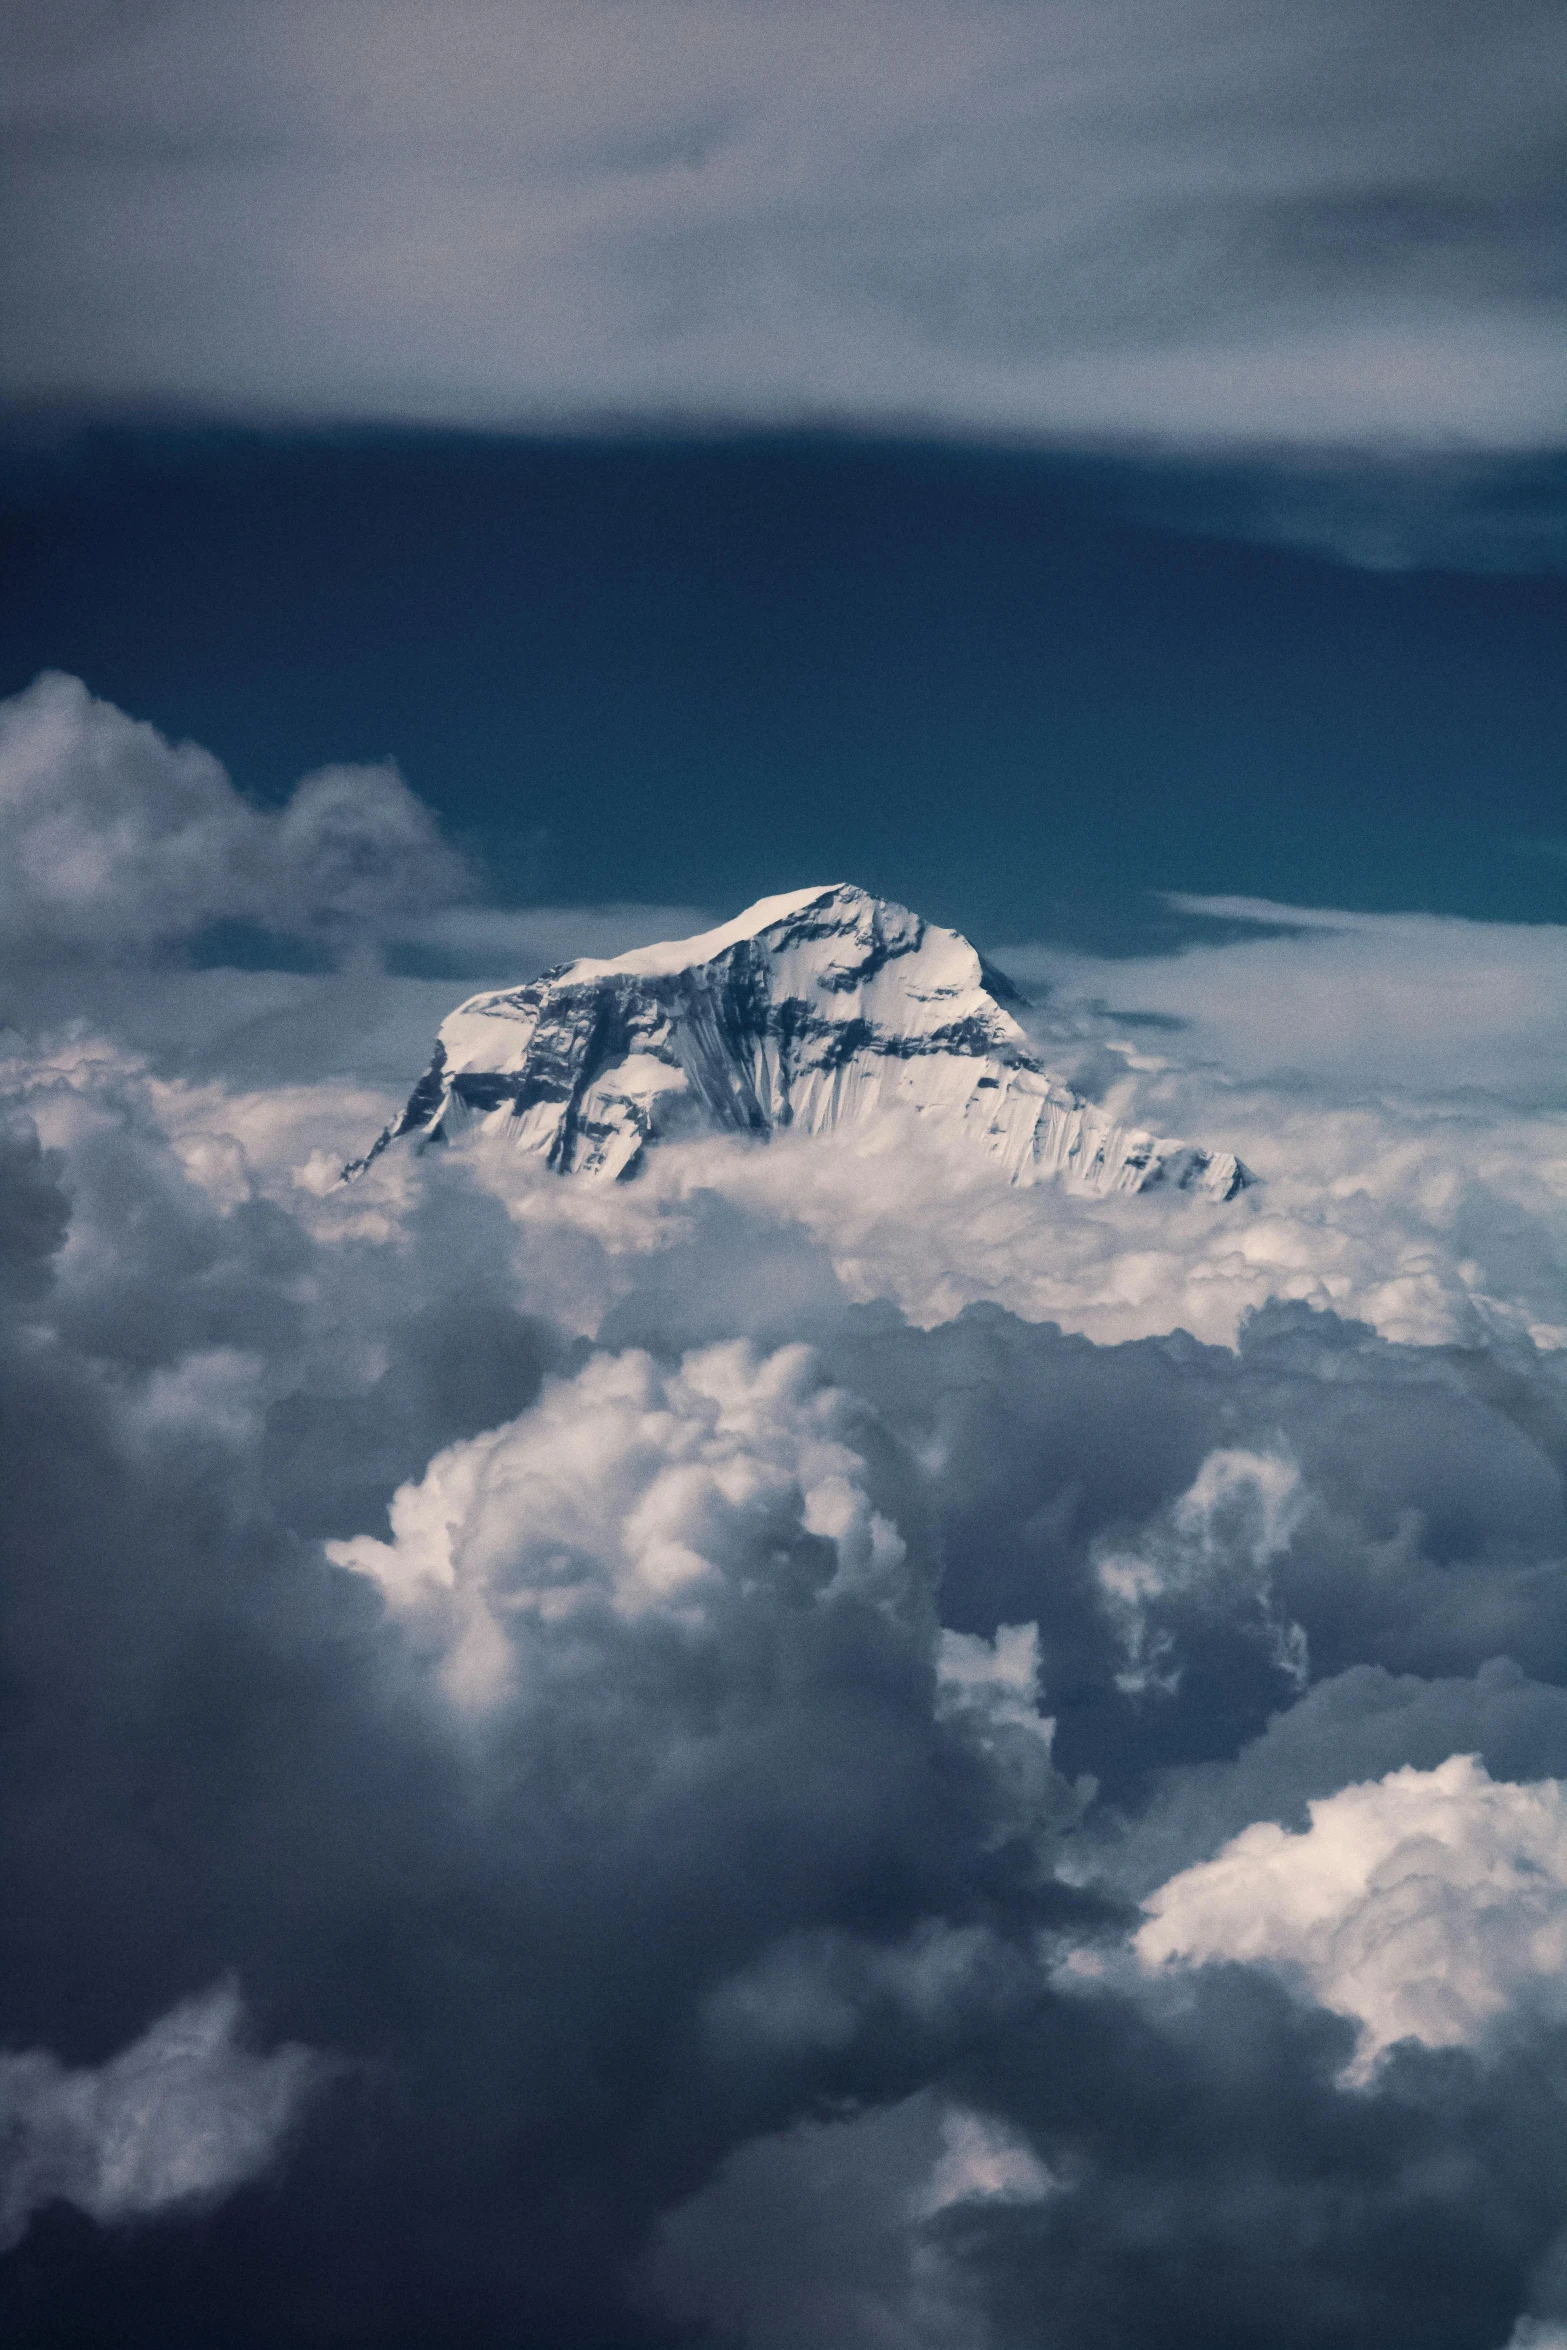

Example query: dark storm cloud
[1,0,1562,449]
[0,1113,70,1301]
[654,1975,1567,2350]
[934,1979,1567,2350]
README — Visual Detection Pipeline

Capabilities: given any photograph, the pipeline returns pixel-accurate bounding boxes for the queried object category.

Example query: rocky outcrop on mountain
[347,883,1250,1201]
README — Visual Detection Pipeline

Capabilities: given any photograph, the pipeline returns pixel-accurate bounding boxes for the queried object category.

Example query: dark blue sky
[2,427,1563,950]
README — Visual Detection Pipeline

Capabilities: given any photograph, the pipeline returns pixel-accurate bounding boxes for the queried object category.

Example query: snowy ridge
[347,884,1251,1200]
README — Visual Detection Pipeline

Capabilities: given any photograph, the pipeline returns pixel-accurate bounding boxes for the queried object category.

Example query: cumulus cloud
[917,2104,1054,2221]
[0,671,469,963]
[982,900,1567,1346]
[10,991,1567,2344]
[0,1109,70,1303]
[0,1983,323,2250]
[1138,1756,1567,2076]
[1,0,1562,451]
[11,689,1567,2343]
[327,1338,916,1705]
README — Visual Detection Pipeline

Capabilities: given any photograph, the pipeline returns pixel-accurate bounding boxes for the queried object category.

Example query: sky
[4,5,1567,2348]
[2,428,1564,951]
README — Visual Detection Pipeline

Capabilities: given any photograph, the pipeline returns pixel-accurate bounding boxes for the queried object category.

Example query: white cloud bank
[0,1983,324,2250]
[7,674,1567,1362]
[16,934,1567,1360]
[1137,1755,1567,2077]
[1006,898,1567,1108]
[3,0,1562,448]
[451,1073,1567,1349]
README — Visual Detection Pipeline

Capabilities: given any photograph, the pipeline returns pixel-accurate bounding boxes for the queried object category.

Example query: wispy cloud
[0,1984,324,2250]
[3,0,1562,450]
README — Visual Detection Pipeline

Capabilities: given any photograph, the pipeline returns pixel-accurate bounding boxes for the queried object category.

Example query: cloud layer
[4,0,1563,448]
[8,678,1567,2343]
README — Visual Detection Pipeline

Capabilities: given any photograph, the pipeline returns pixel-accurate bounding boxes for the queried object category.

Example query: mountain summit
[348,884,1250,1199]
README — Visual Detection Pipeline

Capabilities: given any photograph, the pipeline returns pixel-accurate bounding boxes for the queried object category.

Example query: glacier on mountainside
[346,883,1251,1201]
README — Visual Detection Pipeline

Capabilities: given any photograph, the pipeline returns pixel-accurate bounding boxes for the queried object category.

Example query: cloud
[394,904,716,983]
[327,1337,919,1705]
[0,1983,324,2250]
[10,690,1567,2341]
[1092,1658,1567,1905]
[0,671,469,963]
[0,1109,70,1302]
[973,900,1567,1345]
[937,1623,1089,1855]
[2,0,1562,451]
[1094,1447,1308,1697]
[1137,1755,1567,2076]
[917,2104,1054,2221]
[649,2089,1053,2350]
[9,1008,1567,2341]
[1005,898,1567,1106]
[1088,445,1567,574]
[446,1075,1567,1351]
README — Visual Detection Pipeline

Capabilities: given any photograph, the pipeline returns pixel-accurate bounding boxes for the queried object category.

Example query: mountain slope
[348,884,1251,1200]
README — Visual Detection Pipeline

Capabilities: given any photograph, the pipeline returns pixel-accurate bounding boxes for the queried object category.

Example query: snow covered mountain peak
[348,883,1250,1200]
